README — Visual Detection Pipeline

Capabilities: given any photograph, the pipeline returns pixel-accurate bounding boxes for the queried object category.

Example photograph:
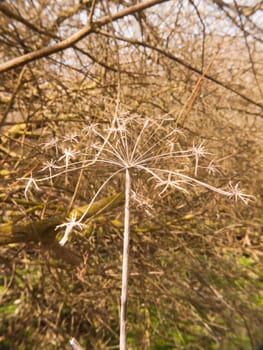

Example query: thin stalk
[119,167,131,350]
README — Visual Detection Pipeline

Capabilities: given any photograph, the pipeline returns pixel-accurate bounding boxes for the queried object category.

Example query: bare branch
[0,0,169,74]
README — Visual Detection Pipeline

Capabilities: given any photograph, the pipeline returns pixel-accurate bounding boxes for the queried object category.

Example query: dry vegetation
[0,1,262,349]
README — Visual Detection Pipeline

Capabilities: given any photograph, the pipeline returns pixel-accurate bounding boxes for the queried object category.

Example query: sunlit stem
[120,167,131,350]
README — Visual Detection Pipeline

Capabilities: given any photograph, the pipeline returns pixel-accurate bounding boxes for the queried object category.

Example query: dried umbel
[21,110,254,350]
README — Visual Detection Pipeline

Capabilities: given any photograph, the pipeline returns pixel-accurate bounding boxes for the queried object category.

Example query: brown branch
[97,30,263,112]
[0,66,27,126]
[0,2,51,37]
[0,2,145,77]
[0,0,169,74]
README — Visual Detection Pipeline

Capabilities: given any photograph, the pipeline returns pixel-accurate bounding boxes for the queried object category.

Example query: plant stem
[120,168,131,350]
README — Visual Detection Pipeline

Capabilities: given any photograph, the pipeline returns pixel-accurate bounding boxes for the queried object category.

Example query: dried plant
[22,107,254,349]
[1,1,262,348]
